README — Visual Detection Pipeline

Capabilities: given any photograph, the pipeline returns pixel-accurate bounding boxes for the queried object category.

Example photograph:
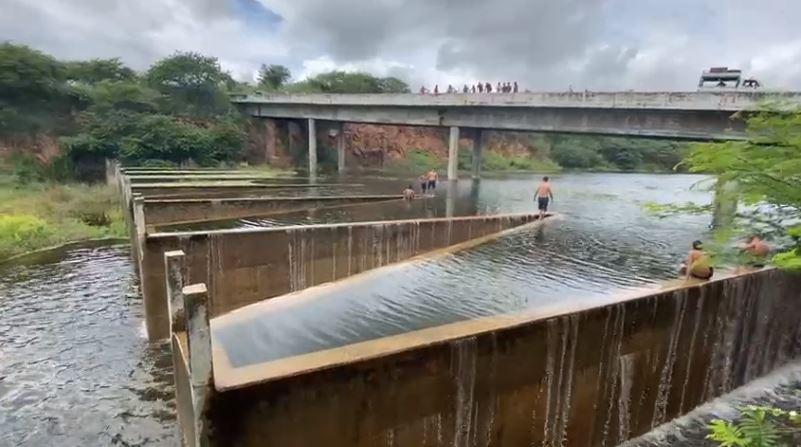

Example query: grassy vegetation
[384,149,444,173]
[480,151,561,172]
[0,171,125,260]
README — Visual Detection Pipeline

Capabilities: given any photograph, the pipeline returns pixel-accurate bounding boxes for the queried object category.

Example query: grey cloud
[2,0,801,89]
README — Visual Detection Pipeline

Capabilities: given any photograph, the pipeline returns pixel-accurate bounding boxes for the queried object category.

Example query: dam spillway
[182,268,801,446]
[109,165,801,446]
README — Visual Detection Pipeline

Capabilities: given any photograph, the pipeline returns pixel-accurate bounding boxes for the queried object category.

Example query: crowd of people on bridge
[419,81,520,95]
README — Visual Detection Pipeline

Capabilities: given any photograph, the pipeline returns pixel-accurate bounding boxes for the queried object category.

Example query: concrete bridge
[234,91,801,179]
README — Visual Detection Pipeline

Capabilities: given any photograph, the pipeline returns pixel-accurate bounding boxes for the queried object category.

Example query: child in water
[402,185,416,200]
[418,175,428,195]
[679,240,713,280]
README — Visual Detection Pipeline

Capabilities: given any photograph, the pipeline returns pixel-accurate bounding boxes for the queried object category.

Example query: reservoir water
[1,173,728,445]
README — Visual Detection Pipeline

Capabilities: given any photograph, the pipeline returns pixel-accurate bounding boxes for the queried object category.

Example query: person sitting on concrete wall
[680,240,714,280]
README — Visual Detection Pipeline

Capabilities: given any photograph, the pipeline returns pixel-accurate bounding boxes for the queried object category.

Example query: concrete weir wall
[178,268,801,446]
[130,183,330,199]
[142,213,540,340]
[143,195,402,226]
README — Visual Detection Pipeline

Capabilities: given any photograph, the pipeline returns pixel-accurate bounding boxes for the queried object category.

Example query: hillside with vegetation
[0,43,690,259]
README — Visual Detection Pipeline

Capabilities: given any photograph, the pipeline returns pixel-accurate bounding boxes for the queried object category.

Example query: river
[1,172,727,445]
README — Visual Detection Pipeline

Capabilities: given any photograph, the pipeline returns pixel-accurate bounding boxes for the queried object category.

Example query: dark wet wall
[205,269,801,446]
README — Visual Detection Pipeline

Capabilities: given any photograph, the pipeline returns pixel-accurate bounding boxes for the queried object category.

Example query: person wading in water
[740,234,771,268]
[535,176,553,220]
[681,240,713,280]
[418,174,428,195]
[402,184,416,200]
[426,169,438,193]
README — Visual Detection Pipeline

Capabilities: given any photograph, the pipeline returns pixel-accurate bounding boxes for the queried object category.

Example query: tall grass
[0,173,126,260]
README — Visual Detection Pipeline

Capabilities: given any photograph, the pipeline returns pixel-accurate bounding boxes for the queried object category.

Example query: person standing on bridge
[513,81,519,93]
[485,82,492,93]
[535,176,553,220]
[477,83,484,93]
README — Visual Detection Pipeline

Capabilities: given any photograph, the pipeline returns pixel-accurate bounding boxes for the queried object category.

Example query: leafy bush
[707,405,801,446]
[551,144,604,169]
[284,71,410,94]
[384,149,442,173]
[482,151,561,172]
[0,214,52,258]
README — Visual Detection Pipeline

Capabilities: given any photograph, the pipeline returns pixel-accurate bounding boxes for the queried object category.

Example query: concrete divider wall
[141,213,540,340]
[144,195,402,226]
[130,183,329,198]
[199,269,801,446]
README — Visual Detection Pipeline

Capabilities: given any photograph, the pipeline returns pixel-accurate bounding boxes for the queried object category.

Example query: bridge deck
[234,91,801,111]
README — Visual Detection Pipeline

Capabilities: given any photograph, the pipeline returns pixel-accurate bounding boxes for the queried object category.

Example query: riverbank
[0,173,126,261]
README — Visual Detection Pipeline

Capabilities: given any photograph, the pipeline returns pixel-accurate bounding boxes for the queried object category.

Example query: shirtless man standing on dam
[535,176,553,220]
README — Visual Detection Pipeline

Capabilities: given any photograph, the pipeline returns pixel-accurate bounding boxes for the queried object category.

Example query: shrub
[0,214,52,258]
[707,405,801,446]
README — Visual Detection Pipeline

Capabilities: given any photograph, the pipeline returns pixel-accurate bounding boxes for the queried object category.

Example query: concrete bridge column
[336,122,346,173]
[307,118,317,175]
[472,129,484,179]
[447,126,460,180]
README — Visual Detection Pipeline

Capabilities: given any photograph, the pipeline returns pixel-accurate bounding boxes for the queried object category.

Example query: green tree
[82,80,159,114]
[285,71,410,94]
[64,58,136,84]
[145,52,233,117]
[376,76,411,93]
[0,42,73,135]
[257,64,291,89]
[684,109,801,269]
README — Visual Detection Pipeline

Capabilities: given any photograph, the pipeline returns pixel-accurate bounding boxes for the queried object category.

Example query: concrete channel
[172,268,801,446]
[111,162,801,446]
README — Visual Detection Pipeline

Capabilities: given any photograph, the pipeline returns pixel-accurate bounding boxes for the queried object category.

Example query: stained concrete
[141,213,543,340]
[126,175,298,183]
[174,268,801,446]
[237,91,801,141]
[236,91,801,111]
[129,182,359,199]
[142,195,403,226]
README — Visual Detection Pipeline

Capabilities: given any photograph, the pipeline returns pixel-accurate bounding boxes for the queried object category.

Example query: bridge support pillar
[307,118,317,175]
[336,122,346,173]
[447,126,459,180]
[472,129,484,179]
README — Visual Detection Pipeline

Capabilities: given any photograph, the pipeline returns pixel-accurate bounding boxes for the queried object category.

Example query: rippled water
[213,173,715,366]
[0,246,177,446]
[1,173,714,445]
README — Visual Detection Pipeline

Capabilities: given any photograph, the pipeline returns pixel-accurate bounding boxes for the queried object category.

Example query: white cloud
[1,0,800,90]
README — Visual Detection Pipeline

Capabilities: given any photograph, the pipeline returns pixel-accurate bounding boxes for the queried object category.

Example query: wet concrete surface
[0,172,747,446]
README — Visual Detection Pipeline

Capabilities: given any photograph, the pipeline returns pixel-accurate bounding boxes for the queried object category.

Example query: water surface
[0,246,177,446]
[213,173,714,366]
[1,172,713,445]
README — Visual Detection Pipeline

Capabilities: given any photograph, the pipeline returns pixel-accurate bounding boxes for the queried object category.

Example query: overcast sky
[2,0,800,91]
